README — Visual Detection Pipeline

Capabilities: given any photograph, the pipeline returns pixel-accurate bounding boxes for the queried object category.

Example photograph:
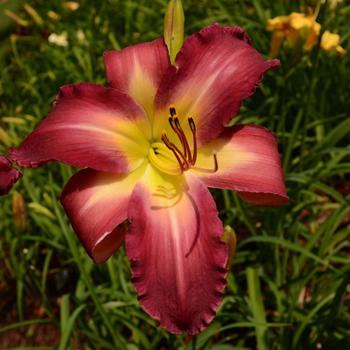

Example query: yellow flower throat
[148,108,218,176]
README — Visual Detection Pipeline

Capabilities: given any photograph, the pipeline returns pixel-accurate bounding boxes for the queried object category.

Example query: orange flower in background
[267,11,345,57]
[267,12,320,56]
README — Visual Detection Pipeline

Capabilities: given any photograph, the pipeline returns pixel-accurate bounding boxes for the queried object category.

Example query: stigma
[148,108,218,176]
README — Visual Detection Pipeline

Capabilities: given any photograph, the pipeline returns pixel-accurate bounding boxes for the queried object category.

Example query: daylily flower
[267,12,345,57]
[267,12,321,56]
[5,24,287,334]
[0,155,22,195]
[321,30,346,56]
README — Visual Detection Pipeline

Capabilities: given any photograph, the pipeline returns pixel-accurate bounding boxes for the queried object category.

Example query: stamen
[188,118,197,165]
[168,118,187,160]
[158,111,219,175]
[190,153,218,173]
[174,118,192,162]
[161,133,189,171]
[170,117,192,162]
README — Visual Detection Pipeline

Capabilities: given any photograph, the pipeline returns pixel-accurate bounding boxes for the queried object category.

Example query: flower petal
[154,24,279,144]
[104,39,170,117]
[60,165,146,263]
[193,125,288,205]
[0,155,22,195]
[10,83,150,173]
[126,168,228,334]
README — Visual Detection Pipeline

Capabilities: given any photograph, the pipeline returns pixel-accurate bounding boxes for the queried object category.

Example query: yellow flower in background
[63,2,80,11]
[267,11,345,57]
[321,30,346,56]
[267,12,320,56]
[288,12,321,50]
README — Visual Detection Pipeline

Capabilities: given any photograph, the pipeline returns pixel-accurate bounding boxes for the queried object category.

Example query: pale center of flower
[148,108,218,176]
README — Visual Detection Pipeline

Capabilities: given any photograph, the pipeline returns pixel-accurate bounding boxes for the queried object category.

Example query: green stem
[246,267,268,350]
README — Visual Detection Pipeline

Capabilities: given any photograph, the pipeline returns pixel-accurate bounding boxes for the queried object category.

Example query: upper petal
[60,164,146,263]
[104,38,171,117]
[193,125,288,205]
[9,83,150,173]
[154,24,279,144]
[0,155,22,195]
[126,168,228,334]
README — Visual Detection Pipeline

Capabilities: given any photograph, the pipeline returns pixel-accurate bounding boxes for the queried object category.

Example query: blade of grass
[246,267,268,350]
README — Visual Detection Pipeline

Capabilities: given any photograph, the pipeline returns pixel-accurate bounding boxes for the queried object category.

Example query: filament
[160,108,219,174]
[161,133,189,172]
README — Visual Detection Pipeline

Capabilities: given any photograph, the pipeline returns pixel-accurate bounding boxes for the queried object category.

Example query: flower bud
[222,225,237,268]
[23,4,44,27]
[12,191,27,231]
[163,0,184,65]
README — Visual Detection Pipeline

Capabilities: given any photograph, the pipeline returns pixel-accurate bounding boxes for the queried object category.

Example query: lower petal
[126,170,228,334]
[0,155,22,195]
[60,164,146,263]
[193,125,288,205]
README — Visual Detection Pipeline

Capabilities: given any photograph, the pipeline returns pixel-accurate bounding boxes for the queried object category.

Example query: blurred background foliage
[0,0,350,349]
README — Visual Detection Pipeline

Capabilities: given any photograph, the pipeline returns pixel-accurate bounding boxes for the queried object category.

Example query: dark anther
[169,107,176,117]
[188,118,197,165]
[174,117,181,130]
[213,153,218,172]
[188,117,196,132]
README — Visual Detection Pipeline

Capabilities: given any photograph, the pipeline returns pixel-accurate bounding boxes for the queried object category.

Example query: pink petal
[0,155,22,195]
[126,173,228,335]
[104,39,170,116]
[60,165,145,263]
[10,83,150,173]
[154,24,279,144]
[194,125,288,205]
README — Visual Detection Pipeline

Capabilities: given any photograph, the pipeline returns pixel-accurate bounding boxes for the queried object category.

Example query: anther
[169,117,187,160]
[173,117,191,162]
[169,107,176,117]
[213,153,218,172]
[188,117,196,132]
[188,118,197,165]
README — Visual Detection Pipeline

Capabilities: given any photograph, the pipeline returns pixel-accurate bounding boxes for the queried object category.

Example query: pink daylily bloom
[7,24,287,334]
[0,155,22,195]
